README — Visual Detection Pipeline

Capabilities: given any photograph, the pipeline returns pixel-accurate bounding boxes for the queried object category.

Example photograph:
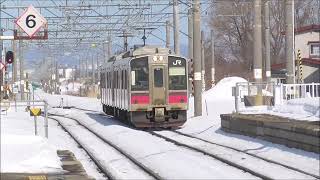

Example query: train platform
[220,113,320,153]
[0,150,93,180]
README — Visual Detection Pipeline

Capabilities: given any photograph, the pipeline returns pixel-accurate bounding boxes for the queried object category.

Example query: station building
[271,24,320,84]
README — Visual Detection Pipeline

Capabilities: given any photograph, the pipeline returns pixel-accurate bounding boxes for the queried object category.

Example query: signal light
[5,51,14,64]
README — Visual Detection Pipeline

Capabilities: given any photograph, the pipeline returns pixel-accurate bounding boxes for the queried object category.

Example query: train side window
[106,72,109,88]
[107,72,109,88]
[125,70,127,89]
[121,70,124,89]
[114,71,117,89]
[119,71,121,89]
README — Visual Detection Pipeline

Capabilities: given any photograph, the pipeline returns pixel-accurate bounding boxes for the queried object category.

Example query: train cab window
[130,57,149,91]
[154,68,163,87]
[168,57,187,90]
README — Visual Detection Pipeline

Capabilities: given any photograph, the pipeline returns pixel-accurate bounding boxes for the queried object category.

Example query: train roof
[107,46,172,62]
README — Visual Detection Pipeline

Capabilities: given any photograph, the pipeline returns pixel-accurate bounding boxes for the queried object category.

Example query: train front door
[151,65,167,106]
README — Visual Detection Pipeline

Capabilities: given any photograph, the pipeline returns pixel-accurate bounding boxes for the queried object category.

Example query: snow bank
[204,77,247,100]
[1,134,63,173]
[188,77,247,119]
[271,97,320,121]
[35,89,101,111]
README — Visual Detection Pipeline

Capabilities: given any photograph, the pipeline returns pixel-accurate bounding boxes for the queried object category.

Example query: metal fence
[233,82,275,112]
[279,83,320,102]
[233,82,320,113]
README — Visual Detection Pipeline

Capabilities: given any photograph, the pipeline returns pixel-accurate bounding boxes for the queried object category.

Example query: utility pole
[97,56,100,84]
[211,30,215,87]
[264,1,271,82]
[173,0,180,55]
[107,36,112,59]
[78,58,81,82]
[0,28,3,97]
[166,20,171,49]
[19,40,24,100]
[193,0,202,116]
[12,40,17,83]
[55,61,58,94]
[85,58,88,79]
[285,0,295,84]
[92,54,95,84]
[201,30,205,92]
[253,0,263,83]
[188,9,193,96]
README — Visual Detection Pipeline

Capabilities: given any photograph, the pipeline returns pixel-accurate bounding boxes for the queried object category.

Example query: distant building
[272,24,320,84]
[58,68,75,82]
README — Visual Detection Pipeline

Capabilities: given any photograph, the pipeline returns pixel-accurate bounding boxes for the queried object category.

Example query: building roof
[295,24,320,34]
[281,24,320,35]
[271,58,320,70]
[308,41,320,44]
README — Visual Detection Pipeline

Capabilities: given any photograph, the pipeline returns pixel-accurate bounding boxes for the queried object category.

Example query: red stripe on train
[169,92,187,104]
[131,95,149,104]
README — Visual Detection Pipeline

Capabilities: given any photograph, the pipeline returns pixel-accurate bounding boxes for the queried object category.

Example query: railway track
[171,130,320,179]
[57,107,319,179]
[149,130,319,180]
[48,114,161,180]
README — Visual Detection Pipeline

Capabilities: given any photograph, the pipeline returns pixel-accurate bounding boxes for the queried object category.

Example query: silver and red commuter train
[100,46,188,128]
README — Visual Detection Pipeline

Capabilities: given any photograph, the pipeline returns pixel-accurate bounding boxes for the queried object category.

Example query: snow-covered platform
[1,150,93,180]
[221,113,320,153]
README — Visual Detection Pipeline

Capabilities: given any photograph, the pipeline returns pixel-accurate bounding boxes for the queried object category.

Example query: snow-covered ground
[1,134,62,173]
[1,76,319,179]
[0,107,105,179]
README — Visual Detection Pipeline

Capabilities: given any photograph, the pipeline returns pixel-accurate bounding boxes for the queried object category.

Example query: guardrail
[233,82,275,113]
[279,83,320,102]
[233,82,320,113]
[0,100,49,138]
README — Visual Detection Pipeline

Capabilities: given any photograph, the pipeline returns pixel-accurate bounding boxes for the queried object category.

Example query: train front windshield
[168,57,187,90]
[130,57,149,91]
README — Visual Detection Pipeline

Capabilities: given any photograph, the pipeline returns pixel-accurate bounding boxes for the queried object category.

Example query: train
[100,45,188,128]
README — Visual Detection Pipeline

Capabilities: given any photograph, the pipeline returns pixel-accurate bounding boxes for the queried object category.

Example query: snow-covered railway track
[149,130,318,180]
[171,130,320,179]
[48,115,160,180]
[62,107,318,179]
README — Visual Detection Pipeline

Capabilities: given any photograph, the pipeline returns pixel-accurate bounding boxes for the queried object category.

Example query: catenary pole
[211,30,215,87]
[173,0,180,55]
[188,9,193,96]
[19,40,24,100]
[253,0,263,83]
[166,20,171,49]
[193,0,202,116]
[285,0,295,84]
[201,30,205,92]
[264,1,271,82]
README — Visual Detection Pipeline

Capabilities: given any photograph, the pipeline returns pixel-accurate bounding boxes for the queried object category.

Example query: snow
[1,107,105,179]
[49,110,257,179]
[1,76,319,178]
[1,134,62,173]
[242,97,320,121]
[204,76,247,100]
[59,81,82,95]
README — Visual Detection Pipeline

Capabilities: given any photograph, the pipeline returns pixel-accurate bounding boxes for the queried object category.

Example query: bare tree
[206,0,319,82]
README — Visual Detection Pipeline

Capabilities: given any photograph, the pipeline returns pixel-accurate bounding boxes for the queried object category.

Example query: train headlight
[153,56,157,62]
[159,56,163,61]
